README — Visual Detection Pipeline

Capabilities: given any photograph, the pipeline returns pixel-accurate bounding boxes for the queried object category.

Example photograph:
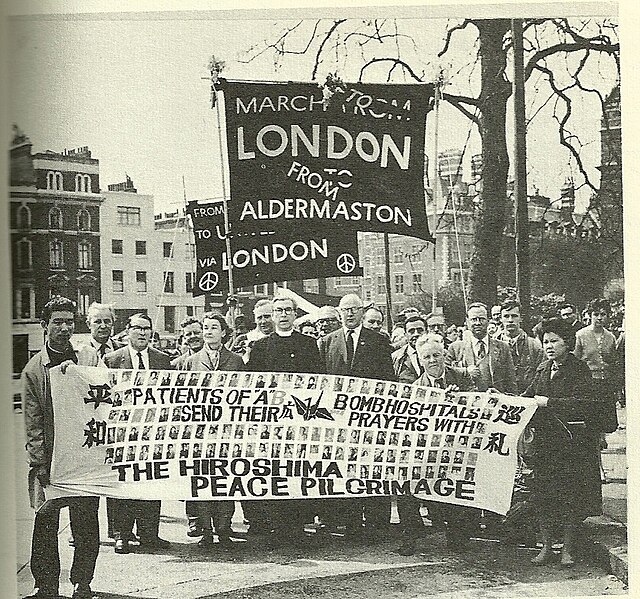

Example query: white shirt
[128,346,150,369]
[343,325,362,348]
[425,372,447,388]
[90,338,116,356]
[473,335,490,362]
[276,329,294,337]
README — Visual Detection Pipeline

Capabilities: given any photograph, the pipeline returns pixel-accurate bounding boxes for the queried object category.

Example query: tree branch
[311,19,347,81]
[438,19,474,57]
[359,57,424,82]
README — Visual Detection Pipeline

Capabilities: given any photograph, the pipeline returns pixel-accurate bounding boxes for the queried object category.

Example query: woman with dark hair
[181,312,244,549]
[525,318,603,567]
[574,298,620,433]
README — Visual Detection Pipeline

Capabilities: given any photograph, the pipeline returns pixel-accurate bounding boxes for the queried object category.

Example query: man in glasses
[246,297,322,544]
[104,313,173,554]
[318,293,396,537]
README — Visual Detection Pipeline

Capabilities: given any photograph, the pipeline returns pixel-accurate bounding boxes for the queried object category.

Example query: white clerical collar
[276,329,294,337]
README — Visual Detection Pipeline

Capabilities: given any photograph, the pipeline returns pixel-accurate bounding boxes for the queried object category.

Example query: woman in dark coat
[524,318,603,567]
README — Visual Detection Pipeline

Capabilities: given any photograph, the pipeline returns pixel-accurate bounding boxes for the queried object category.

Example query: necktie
[433,377,444,389]
[98,344,107,359]
[550,361,559,379]
[346,330,354,368]
[477,340,486,360]
[137,352,145,370]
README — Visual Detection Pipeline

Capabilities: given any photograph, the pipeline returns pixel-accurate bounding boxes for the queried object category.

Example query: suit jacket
[181,346,245,372]
[104,345,173,371]
[392,344,421,384]
[413,365,474,392]
[446,335,517,394]
[318,327,396,381]
[247,331,322,374]
[495,330,545,394]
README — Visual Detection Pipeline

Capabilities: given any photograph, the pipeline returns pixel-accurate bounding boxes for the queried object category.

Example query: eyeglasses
[273,307,294,314]
[340,306,363,314]
[317,318,338,324]
[130,325,152,332]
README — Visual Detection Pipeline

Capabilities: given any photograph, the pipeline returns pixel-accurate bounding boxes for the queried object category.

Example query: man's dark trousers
[30,496,100,592]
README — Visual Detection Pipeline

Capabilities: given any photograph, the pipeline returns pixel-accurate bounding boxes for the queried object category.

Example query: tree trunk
[467,19,512,306]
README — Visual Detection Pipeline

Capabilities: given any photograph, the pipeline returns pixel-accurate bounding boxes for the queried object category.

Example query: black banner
[187,201,362,296]
[219,80,434,242]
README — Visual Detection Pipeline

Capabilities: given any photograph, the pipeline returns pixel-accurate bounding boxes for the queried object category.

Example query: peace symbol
[198,271,219,292]
[336,253,356,274]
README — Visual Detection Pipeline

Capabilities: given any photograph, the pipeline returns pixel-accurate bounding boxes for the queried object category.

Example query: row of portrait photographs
[107,369,495,406]
[101,432,481,472]
[102,440,478,482]
[103,416,492,455]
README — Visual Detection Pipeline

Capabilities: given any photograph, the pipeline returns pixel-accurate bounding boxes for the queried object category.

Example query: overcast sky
[9,10,618,213]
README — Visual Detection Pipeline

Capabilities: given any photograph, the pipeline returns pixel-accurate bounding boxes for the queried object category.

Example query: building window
[75,174,92,193]
[47,171,63,191]
[16,239,32,269]
[376,276,385,295]
[49,239,64,268]
[185,243,196,260]
[49,207,63,229]
[163,271,174,293]
[393,248,403,264]
[135,240,147,255]
[164,306,176,333]
[117,206,141,226]
[185,272,195,293]
[163,242,174,258]
[394,274,404,294]
[112,270,124,293]
[112,239,123,255]
[136,271,147,293]
[77,290,92,316]
[364,288,372,301]
[77,208,91,231]
[78,240,92,269]
[17,205,31,229]
[14,286,35,319]
[301,280,318,294]
[412,273,423,293]
[186,306,195,317]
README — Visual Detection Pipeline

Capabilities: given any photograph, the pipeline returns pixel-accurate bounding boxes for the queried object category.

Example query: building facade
[11,128,103,372]
[100,181,205,334]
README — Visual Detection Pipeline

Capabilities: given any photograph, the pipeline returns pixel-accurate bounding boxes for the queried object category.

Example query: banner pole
[213,85,235,297]
[431,80,441,314]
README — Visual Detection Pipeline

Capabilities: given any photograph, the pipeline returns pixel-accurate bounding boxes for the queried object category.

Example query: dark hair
[538,317,576,351]
[41,296,76,323]
[202,311,232,343]
[179,316,201,330]
[500,300,520,314]
[127,313,153,328]
[404,315,427,330]
[588,298,610,315]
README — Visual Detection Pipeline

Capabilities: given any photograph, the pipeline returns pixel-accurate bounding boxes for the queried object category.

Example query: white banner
[48,366,537,515]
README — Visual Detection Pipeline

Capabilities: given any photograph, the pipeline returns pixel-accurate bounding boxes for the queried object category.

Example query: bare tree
[240,17,619,304]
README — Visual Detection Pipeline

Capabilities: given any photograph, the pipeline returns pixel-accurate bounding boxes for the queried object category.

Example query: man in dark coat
[447,302,517,394]
[22,296,100,599]
[397,333,473,555]
[104,313,173,554]
[247,296,322,543]
[318,293,396,535]
[392,315,427,383]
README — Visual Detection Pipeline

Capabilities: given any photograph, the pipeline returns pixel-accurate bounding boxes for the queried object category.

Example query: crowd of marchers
[21,292,624,599]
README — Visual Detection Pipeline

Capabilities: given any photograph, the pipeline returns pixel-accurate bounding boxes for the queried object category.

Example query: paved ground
[11,411,628,599]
